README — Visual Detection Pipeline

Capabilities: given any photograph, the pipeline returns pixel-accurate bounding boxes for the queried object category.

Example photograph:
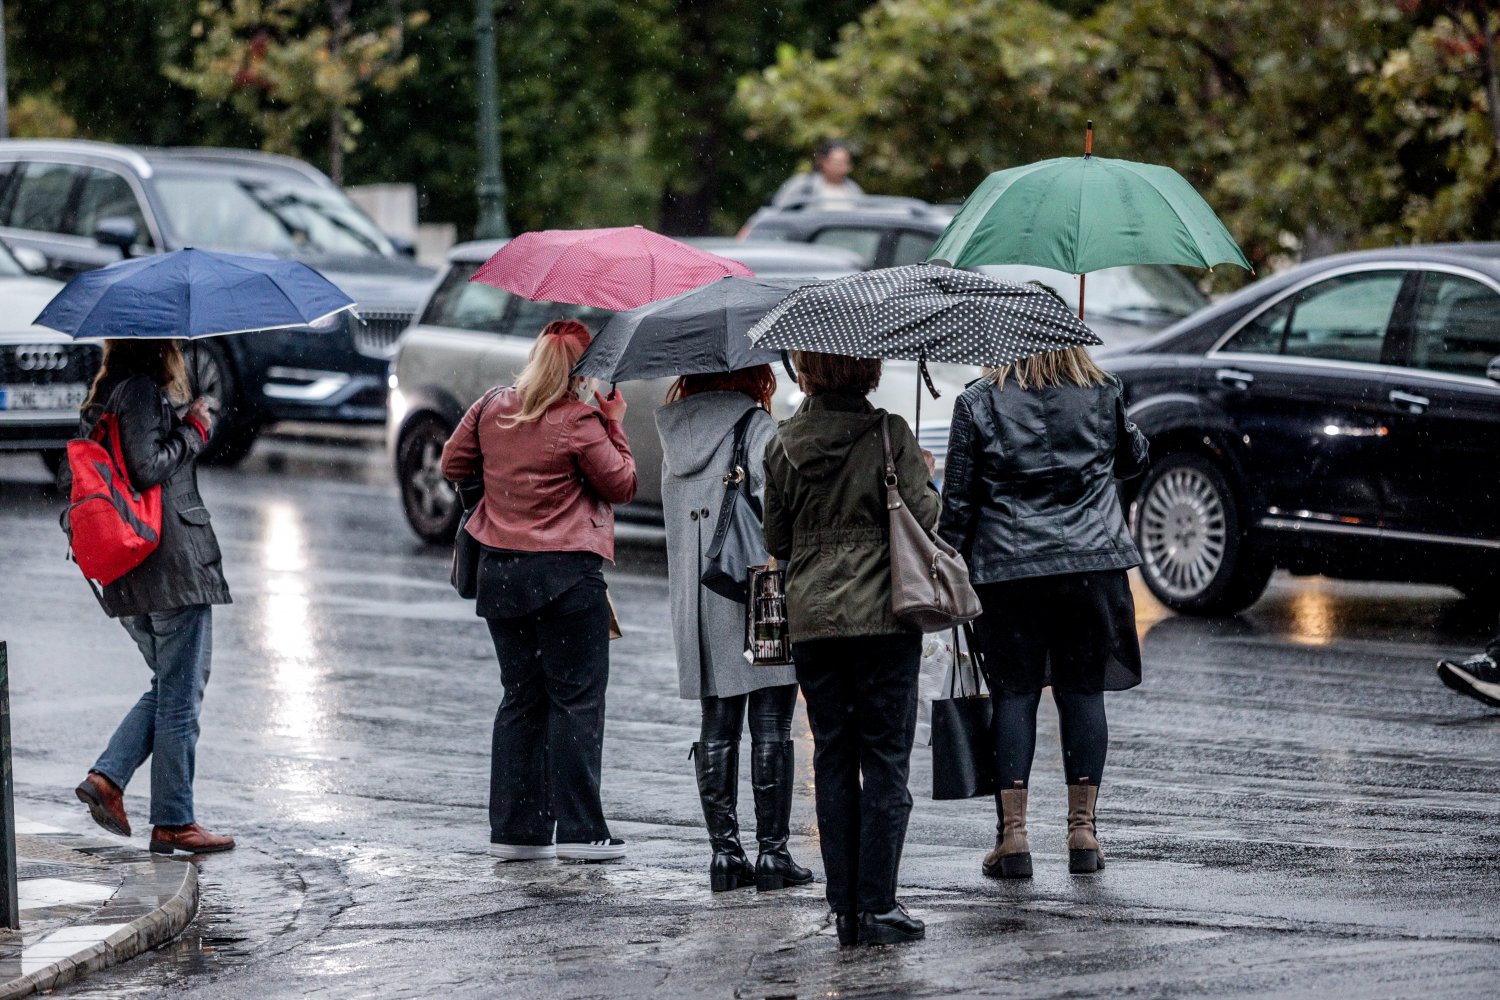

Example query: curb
[0,853,198,1000]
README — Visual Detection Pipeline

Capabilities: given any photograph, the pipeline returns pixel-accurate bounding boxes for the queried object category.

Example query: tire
[186,339,260,466]
[1132,452,1273,616]
[398,414,461,544]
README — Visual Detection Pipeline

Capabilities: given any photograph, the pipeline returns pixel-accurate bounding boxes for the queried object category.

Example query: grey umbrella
[572,275,811,383]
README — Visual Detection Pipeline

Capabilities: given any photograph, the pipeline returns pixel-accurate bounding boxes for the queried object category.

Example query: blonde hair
[988,346,1110,391]
[502,319,593,426]
[85,339,191,409]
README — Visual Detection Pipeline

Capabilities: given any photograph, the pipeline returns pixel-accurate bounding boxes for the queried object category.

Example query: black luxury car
[0,139,435,462]
[1110,245,1500,615]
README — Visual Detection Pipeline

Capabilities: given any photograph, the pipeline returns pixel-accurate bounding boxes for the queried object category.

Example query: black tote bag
[930,628,996,801]
[701,409,770,602]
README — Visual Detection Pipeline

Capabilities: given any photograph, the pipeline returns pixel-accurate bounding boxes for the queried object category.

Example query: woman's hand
[921,448,937,478]
[186,396,216,434]
[594,389,627,423]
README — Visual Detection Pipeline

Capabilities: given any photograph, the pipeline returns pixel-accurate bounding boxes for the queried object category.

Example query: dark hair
[84,339,190,409]
[814,139,852,160]
[792,351,881,396]
[665,364,776,410]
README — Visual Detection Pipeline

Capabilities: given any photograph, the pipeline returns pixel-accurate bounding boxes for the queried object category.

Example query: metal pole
[0,0,11,139]
[473,0,509,239]
[1,641,19,930]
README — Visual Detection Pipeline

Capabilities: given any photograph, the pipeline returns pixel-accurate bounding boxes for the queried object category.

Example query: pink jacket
[440,387,637,562]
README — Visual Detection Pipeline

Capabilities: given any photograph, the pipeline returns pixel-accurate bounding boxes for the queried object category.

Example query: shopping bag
[930,628,996,800]
[744,559,792,665]
[913,631,957,748]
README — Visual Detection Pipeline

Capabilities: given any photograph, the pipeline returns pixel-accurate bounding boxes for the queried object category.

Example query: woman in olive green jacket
[762,351,939,948]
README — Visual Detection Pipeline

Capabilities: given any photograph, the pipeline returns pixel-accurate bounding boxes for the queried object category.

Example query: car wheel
[1132,453,1272,616]
[398,414,460,544]
[187,339,260,466]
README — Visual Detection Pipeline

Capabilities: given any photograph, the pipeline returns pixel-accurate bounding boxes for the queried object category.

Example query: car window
[1406,272,1500,379]
[810,227,882,267]
[1224,297,1294,355]
[420,265,512,334]
[891,230,937,267]
[7,162,79,233]
[510,298,612,340]
[71,168,152,246]
[1282,271,1403,364]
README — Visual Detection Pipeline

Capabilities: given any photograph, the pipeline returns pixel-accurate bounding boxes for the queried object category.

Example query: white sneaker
[489,843,557,861]
[555,838,626,861]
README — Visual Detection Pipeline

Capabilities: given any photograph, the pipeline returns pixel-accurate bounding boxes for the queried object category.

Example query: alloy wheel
[1138,465,1228,601]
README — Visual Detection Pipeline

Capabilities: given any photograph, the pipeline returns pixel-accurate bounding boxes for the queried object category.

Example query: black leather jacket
[76,375,232,618]
[937,376,1148,584]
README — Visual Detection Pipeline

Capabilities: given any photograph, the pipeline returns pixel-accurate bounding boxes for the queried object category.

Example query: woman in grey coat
[656,364,812,893]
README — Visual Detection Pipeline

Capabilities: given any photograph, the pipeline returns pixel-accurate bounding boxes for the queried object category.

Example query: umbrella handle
[781,351,797,383]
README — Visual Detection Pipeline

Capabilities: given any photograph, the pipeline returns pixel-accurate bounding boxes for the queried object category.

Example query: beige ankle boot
[982,782,1032,878]
[1067,779,1104,874]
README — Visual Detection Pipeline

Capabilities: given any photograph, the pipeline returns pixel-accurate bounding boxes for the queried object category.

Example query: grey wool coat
[657,392,797,700]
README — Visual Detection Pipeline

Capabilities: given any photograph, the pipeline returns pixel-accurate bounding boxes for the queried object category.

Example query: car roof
[0,139,335,188]
[445,237,863,276]
[746,196,958,234]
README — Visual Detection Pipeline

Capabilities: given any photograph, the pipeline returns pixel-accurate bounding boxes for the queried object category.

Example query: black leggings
[700,684,798,744]
[993,688,1108,788]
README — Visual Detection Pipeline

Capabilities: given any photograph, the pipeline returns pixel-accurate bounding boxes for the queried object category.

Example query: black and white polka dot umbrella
[745,263,1101,365]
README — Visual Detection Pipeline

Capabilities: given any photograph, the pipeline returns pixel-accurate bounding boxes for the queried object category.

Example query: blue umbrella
[33,248,356,340]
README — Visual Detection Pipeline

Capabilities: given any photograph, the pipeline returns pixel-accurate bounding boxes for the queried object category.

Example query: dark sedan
[1110,244,1500,615]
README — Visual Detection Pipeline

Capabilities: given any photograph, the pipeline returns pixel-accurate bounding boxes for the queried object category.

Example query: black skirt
[972,569,1141,694]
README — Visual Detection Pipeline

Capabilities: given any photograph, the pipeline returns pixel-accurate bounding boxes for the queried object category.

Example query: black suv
[1110,245,1500,615]
[0,140,435,461]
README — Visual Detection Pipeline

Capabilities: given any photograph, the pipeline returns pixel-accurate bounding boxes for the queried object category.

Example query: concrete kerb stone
[0,840,198,1000]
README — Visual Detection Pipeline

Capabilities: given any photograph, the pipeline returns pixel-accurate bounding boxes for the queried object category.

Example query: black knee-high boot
[750,740,814,891]
[693,741,754,891]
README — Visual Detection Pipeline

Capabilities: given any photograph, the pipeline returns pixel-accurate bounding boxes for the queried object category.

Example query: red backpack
[64,393,163,587]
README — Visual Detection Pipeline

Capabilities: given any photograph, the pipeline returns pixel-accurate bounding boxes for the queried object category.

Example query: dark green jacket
[763,391,941,644]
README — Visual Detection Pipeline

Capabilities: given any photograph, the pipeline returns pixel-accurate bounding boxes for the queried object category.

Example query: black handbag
[451,389,502,599]
[930,627,996,800]
[701,409,770,602]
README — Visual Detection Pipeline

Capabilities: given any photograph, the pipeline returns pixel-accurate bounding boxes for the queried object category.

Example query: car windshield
[974,264,1207,323]
[152,172,394,257]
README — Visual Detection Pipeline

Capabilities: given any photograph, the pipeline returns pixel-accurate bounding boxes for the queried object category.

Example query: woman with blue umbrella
[39,249,354,855]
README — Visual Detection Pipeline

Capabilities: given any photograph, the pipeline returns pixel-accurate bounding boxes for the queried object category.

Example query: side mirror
[9,245,48,275]
[94,217,140,255]
[389,235,417,259]
[1487,355,1500,385]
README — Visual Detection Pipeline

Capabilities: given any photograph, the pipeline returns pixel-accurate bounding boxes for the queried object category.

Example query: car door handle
[1389,389,1429,413]
[1215,368,1254,390]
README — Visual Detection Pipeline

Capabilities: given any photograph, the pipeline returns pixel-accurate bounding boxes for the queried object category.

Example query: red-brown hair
[665,364,776,411]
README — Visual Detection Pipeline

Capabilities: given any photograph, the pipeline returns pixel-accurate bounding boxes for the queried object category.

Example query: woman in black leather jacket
[938,344,1148,881]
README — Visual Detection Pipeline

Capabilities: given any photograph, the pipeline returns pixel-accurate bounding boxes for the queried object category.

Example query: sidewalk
[0,819,197,1000]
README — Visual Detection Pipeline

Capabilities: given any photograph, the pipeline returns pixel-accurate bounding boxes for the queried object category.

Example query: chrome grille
[0,342,102,385]
[352,309,415,359]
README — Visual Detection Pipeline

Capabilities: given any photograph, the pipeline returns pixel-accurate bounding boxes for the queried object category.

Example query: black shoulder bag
[451,388,502,599]
[701,408,771,603]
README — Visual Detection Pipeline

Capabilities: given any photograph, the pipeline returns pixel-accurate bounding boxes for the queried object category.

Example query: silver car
[386,239,983,543]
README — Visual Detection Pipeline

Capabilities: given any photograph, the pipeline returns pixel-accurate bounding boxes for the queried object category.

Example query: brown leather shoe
[75,772,130,837]
[1067,779,1105,874]
[150,823,236,855]
[982,782,1032,878]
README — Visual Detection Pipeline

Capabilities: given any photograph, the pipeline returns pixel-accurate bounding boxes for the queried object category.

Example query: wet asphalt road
[3,434,1500,999]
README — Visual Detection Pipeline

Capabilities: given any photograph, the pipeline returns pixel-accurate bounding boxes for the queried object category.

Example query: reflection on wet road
[1,436,1498,999]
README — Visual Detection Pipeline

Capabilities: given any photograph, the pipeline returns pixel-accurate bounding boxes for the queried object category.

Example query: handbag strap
[880,413,904,512]
[705,408,762,559]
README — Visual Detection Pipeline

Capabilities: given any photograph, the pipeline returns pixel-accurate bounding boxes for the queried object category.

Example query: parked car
[741,195,1208,346]
[0,139,435,462]
[387,239,978,543]
[1109,244,1500,615]
[0,240,93,472]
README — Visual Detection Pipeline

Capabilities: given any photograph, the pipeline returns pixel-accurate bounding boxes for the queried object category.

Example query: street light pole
[0,0,11,138]
[473,0,509,239]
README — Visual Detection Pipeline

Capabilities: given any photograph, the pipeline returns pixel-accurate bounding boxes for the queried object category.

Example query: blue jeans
[92,604,213,827]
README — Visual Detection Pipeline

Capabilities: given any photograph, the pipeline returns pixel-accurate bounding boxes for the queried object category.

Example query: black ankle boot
[834,912,859,947]
[859,903,925,945]
[751,740,814,892]
[692,741,754,892]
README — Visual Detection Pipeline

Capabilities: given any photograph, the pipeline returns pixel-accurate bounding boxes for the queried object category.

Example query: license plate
[0,383,88,411]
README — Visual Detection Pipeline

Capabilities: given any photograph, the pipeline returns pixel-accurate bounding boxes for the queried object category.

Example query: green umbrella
[928,124,1250,317]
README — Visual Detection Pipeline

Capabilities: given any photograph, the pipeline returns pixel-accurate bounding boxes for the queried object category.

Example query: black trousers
[794,633,921,915]
[485,576,611,845]
[700,684,799,743]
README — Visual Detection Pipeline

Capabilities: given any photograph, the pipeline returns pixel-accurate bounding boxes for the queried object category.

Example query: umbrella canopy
[33,248,355,340]
[470,226,754,313]
[927,155,1251,276]
[745,264,1100,367]
[573,275,806,383]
